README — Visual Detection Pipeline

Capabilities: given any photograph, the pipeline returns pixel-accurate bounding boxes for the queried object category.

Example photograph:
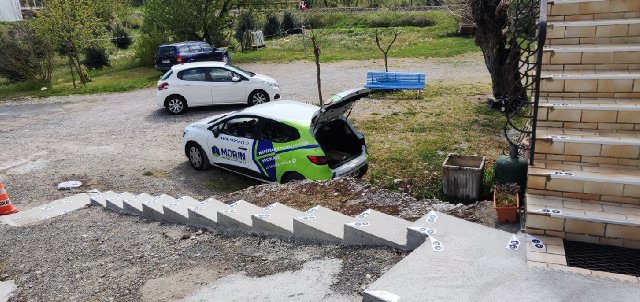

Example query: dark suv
[154,41,230,71]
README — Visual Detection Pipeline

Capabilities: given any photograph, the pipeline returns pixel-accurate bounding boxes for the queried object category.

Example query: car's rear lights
[307,155,328,165]
[157,82,169,90]
[176,53,183,64]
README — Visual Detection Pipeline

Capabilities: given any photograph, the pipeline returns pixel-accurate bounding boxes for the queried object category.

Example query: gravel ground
[0,207,404,302]
[0,55,491,301]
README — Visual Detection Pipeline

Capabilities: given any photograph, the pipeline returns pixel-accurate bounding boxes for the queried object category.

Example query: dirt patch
[220,177,501,227]
[141,265,229,302]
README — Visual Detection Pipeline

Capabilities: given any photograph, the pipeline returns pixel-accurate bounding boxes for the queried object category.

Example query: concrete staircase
[526,0,640,248]
[0,190,434,252]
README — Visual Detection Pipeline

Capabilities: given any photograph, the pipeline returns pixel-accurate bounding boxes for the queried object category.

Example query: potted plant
[493,183,520,223]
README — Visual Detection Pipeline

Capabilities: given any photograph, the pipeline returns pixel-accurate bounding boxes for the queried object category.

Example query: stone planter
[442,154,485,202]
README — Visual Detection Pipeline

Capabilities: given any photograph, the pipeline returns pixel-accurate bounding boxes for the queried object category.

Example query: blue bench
[364,71,426,90]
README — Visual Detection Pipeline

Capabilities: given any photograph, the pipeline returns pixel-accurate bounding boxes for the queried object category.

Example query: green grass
[0,44,162,101]
[232,11,477,63]
[353,83,505,202]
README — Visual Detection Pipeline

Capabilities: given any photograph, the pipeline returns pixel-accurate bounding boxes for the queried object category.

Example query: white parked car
[155,62,281,114]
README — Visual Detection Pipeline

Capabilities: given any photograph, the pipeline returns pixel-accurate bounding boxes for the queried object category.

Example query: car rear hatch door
[156,46,176,65]
[310,88,371,134]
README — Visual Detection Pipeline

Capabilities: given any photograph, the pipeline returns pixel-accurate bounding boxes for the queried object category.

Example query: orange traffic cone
[0,182,19,215]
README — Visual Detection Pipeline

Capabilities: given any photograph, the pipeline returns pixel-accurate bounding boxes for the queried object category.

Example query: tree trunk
[384,53,388,72]
[311,35,322,106]
[68,55,77,89]
[471,0,523,102]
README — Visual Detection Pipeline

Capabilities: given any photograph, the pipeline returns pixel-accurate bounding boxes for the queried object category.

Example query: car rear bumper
[332,146,368,178]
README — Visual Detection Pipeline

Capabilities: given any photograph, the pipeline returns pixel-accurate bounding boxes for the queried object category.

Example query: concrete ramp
[363,212,640,302]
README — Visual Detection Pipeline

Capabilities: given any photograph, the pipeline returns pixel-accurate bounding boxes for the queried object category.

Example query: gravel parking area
[0,53,489,208]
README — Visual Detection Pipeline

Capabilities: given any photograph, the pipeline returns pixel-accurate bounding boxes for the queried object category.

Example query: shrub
[0,22,53,84]
[135,33,166,65]
[124,12,143,29]
[235,11,257,50]
[282,11,300,35]
[83,46,110,69]
[263,15,281,39]
[112,25,133,49]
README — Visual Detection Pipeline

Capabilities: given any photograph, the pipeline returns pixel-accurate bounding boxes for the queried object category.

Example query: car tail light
[157,82,169,90]
[176,53,183,64]
[307,155,328,165]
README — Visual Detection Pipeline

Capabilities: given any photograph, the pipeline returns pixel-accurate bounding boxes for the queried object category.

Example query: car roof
[170,61,228,71]
[240,101,319,125]
[160,41,208,47]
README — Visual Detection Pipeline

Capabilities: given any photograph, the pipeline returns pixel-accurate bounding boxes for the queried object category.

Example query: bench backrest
[365,71,426,90]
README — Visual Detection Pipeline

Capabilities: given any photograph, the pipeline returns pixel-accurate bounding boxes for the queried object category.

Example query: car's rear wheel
[166,95,187,115]
[281,172,305,184]
[248,90,269,105]
[187,143,210,171]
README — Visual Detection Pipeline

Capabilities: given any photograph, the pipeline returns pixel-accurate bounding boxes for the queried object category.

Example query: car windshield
[226,64,255,77]
[207,112,235,124]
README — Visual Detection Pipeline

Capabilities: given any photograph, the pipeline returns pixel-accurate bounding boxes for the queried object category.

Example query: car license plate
[162,60,170,64]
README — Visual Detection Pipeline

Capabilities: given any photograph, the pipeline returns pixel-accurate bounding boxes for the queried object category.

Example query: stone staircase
[0,190,438,252]
[526,0,640,248]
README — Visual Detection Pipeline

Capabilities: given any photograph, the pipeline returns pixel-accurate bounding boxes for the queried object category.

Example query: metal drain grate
[564,240,640,277]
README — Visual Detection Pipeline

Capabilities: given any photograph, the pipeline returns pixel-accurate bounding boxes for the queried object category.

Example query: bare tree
[374,29,399,72]
[308,28,323,106]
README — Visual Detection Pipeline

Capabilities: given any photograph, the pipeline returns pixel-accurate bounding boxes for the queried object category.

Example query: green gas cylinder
[494,146,528,196]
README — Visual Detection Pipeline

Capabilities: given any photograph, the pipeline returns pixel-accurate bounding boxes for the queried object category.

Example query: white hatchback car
[155,62,281,114]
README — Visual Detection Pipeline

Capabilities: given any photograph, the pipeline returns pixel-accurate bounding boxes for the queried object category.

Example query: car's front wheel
[165,95,187,115]
[187,143,210,171]
[248,90,269,105]
[281,172,305,184]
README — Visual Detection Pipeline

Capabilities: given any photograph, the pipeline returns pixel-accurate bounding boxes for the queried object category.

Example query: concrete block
[2,193,91,226]
[89,191,117,207]
[406,211,440,250]
[104,192,136,213]
[343,209,412,250]
[141,194,175,220]
[293,205,355,243]
[186,197,228,230]
[122,193,153,215]
[216,200,262,231]
[162,196,202,225]
[251,202,304,237]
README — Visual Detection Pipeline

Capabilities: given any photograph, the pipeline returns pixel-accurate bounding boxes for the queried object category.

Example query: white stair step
[89,191,117,207]
[251,202,305,237]
[105,192,136,213]
[527,194,640,226]
[548,1,640,21]
[141,194,175,220]
[343,209,413,250]
[162,196,202,225]
[216,200,263,231]
[543,44,640,67]
[186,197,228,230]
[293,205,355,243]
[1,193,91,226]
[122,193,153,215]
[406,211,441,250]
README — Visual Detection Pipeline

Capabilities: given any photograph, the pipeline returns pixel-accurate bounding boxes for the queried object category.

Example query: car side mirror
[231,76,241,82]
[212,127,221,137]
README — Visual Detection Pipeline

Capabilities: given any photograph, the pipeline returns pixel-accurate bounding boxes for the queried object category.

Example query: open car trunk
[314,119,363,169]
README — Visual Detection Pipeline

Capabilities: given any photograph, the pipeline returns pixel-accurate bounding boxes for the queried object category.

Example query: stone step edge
[544,44,640,53]
[548,0,606,4]
[541,73,640,80]
[539,103,640,111]
[527,204,640,227]
[537,134,640,146]
[529,168,640,185]
[548,18,640,27]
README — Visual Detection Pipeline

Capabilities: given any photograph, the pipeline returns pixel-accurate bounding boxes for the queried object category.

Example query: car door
[207,116,262,178]
[206,67,247,104]
[177,67,214,106]
[253,118,301,182]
